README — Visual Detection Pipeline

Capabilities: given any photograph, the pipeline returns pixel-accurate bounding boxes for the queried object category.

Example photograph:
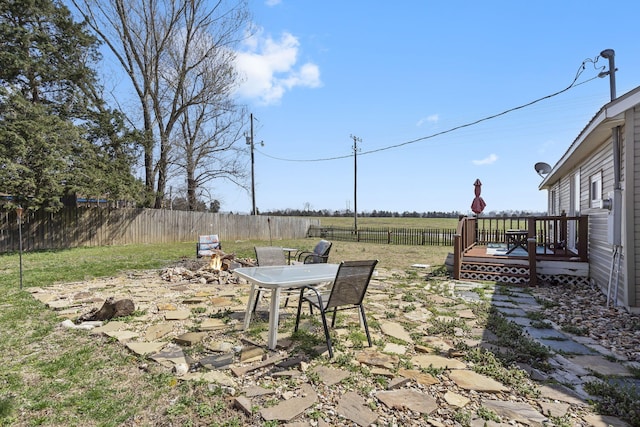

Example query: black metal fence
[307,225,456,246]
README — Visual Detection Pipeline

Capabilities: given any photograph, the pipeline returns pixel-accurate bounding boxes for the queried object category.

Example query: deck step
[462,261,528,268]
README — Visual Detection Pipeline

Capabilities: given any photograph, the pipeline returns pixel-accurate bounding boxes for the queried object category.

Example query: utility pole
[246,113,257,215]
[350,134,362,232]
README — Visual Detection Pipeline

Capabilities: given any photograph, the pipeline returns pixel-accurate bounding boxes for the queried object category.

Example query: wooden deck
[457,243,589,286]
[453,215,589,286]
[464,244,580,262]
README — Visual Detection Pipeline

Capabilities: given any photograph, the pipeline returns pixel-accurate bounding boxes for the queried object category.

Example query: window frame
[590,172,603,208]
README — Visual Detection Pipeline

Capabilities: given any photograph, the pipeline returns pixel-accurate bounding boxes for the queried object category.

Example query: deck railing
[453,213,588,282]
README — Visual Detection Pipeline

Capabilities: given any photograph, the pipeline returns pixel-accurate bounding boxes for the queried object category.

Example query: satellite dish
[534,162,552,178]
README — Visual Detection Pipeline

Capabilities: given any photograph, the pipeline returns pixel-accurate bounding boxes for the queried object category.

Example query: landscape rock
[335,391,378,426]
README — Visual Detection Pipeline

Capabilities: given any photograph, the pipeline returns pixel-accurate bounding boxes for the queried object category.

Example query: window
[550,190,557,215]
[590,172,602,208]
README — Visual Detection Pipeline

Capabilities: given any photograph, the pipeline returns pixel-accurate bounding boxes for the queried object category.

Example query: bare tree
[71,0,250,208]
[177,102,247,210]
[168,23,248,210]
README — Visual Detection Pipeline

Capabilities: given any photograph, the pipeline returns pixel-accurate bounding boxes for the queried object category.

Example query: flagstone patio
[28,260,638,426]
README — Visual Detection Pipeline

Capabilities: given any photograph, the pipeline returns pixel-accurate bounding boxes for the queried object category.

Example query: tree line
[0,0,249,213]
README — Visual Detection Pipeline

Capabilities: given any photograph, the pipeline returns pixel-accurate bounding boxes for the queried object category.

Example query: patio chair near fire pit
[294,259,378,358]
[196,234,221,258]
[252,246,291,313]
[293,239,332,264]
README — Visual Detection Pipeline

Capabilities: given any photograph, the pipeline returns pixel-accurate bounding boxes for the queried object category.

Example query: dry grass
[223,238,452,271]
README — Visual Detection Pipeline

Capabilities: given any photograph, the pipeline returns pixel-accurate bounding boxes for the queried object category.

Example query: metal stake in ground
[16,205,24,289]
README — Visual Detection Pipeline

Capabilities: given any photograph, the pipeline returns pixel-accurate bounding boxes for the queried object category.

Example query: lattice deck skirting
[460,262,529,285]
[460,260,590,286]
[536,273,589,286]
[460,271,528,285]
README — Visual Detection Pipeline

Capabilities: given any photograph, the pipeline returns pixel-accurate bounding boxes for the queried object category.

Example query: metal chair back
[325,259,377,309]
[254,246,287,266]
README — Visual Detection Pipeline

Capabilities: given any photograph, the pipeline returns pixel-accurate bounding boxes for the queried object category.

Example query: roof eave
[539,86,640,190]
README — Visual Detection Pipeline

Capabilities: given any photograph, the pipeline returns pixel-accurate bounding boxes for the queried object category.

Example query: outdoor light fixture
[16,205,24,289]
[598,49,617,101]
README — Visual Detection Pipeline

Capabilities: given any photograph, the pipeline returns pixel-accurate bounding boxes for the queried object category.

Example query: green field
[312,216,459,229]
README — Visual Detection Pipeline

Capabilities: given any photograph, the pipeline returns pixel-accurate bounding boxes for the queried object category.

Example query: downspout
[613,126,621,191]
[613,125,623,306]
[603,126,623,306]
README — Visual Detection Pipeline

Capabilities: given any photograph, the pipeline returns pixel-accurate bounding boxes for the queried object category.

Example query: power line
[255,55,607,163]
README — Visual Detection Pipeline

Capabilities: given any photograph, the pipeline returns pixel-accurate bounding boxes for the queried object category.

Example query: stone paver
[260,384,317,422]
[481,400,548,426]
[145,323,173,340]
[311,365,350,386]
[126,341,166,355]
[444,391,469,408]
[568,355,632,376]
[397,368,439,386]
[376,389,438,414]
[378,320,413,343]
[411,354,466,370]
[448,370,509,393]
[335,391,378,426]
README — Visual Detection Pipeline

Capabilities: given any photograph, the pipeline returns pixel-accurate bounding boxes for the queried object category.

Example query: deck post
[578,215,588,262]
[560,210,568,255]
[527,237,537,286]
[527,217,536,239]
[453,234,461,280]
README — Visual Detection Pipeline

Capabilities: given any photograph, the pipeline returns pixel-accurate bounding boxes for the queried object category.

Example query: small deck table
[234,263,339,349]
[505,230,528,254]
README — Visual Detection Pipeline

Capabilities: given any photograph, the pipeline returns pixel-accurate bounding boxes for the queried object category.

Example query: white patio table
[234,263,339,350]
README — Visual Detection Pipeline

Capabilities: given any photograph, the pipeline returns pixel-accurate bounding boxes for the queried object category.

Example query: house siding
[542,86,640,310]
[581,138,619,297]
[547,182,561,215]
[558,176,571,214]
[632,107,640,307]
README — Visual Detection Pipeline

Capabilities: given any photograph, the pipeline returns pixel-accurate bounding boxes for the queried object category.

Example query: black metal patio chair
[294,259,378,358]
[293,239,332,264]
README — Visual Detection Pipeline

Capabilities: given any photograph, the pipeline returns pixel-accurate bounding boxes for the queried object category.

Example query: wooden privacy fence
[0,207,320,252]
[307,225,457,246]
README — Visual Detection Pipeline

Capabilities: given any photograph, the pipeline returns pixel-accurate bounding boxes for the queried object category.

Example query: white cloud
[265,0,281,6]
[235,29,321,105]
[416,114,439,127]
[472,153,498,165]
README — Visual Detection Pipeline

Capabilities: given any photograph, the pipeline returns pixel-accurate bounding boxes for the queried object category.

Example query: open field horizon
[311,216,460,229]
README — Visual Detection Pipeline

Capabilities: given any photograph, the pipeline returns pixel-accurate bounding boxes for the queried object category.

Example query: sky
[101,1,640,215]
